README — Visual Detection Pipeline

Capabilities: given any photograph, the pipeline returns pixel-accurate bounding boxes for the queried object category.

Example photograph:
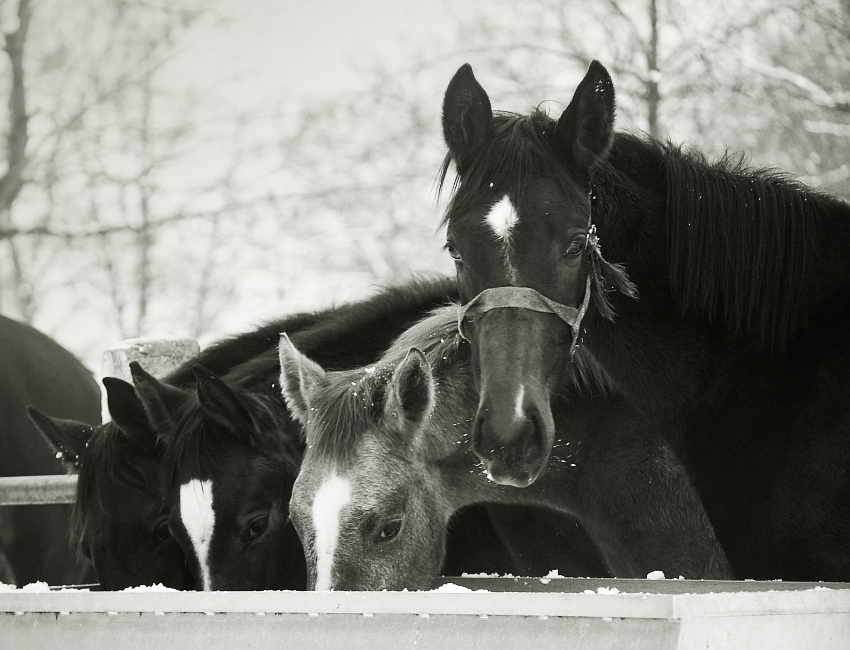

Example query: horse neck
[600,134,850,331]
[582,134,850,410]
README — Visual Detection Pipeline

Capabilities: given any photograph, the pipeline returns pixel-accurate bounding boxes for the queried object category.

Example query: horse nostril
[522,405,548,461]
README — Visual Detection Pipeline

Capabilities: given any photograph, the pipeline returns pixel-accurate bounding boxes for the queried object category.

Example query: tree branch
[0,0,32,215]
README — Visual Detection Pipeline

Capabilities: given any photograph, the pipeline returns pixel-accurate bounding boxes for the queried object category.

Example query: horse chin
[485,461,545,488]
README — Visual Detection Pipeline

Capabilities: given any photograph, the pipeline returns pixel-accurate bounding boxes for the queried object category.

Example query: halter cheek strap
[457,274,592,355]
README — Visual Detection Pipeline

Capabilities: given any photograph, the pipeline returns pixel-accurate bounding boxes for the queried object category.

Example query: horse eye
[377,519,402,543]
[445,241,462,261]
[247,515,269,541]
[564,238,585,256]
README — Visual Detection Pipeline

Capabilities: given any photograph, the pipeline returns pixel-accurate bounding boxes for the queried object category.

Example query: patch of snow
[432,583,472,593]
[21,581,51,593]
[646,570,666,580]
[539,569,562,585]
[121,583,177,592]
[460,572,499,578]
[583,587,620,595]
[431,583,489,593]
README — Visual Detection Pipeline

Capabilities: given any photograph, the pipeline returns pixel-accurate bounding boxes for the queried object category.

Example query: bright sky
[171,0,467,102]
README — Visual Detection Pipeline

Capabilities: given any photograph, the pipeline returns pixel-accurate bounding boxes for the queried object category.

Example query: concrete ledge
[1,582,848,650]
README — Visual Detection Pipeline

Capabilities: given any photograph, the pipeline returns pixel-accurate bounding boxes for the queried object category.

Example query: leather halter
[457,274,592,355]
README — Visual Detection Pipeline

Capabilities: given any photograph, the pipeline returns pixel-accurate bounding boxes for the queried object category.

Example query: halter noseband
[457,274,592,354]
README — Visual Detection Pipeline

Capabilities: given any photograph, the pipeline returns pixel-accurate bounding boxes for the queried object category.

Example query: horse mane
[437,110,568,221]
[162,380,302,490]
[598,133,846,350]
[71,422,161,546]
[660,138,839,349]
[308,305,614,461]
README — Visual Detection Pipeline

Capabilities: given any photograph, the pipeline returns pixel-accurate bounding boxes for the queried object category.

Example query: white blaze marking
[485,195,518,241]
[514,385,525,421]
[312,472,352,591]
[180,479,215,591]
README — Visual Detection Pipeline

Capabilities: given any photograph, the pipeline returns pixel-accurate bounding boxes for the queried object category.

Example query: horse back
[0,315,100,586]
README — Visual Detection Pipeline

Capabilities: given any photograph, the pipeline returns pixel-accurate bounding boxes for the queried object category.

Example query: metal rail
[0,475,77,506]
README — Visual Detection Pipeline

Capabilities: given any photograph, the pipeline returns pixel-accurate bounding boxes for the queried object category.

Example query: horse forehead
[484,195,519,241]
[300,444,403,509]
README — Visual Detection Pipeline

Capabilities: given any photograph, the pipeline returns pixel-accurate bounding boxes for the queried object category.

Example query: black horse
[0,315,99,586]
[131,279,607,590]
[439,61,850,581]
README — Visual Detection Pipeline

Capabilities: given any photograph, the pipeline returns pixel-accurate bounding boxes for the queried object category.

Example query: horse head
[440,60,635,488]
[27,379,193,591]
[132,361,305,591]
[280,335,456,591]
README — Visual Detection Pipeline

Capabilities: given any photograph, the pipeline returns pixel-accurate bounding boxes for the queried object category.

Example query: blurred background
[1,0,848,371]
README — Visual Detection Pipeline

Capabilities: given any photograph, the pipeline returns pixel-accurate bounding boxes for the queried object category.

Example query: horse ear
[278,333,326,428]
[554,60,616,173]
[383,348,435,440]
[26,406,93,470]
[442,63,495,173]
[102,377,158,453]
[192,365,257,447]
[129,361,188,440]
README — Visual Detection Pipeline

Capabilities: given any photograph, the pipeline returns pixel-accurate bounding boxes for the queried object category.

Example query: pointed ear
[129,361,188,439]
[102,377,158,454]
[27,406,93,470]
[278,333,326,428]
[383,348,435,439]
[554,60,615,174]
[442,63,495,174]
[192,365,257,447]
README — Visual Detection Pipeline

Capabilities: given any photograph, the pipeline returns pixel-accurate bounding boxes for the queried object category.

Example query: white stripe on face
[485,195,518,241]
[180,479,215,591]
[311,472,351,591]
[514,384,526,421]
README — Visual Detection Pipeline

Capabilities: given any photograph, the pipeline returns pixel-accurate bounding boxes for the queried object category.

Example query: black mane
[72,422,160,545]
[162,375,301,490]
[601,133,849,349]
[438,110,569,225]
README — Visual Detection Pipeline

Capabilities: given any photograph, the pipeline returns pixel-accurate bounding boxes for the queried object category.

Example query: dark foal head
[440,61,634,487]
[131,362,305,591]
[27,379,192,591]
[280,328,467,591]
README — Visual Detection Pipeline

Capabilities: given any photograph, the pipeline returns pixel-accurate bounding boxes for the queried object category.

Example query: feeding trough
[1,578,849,649]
